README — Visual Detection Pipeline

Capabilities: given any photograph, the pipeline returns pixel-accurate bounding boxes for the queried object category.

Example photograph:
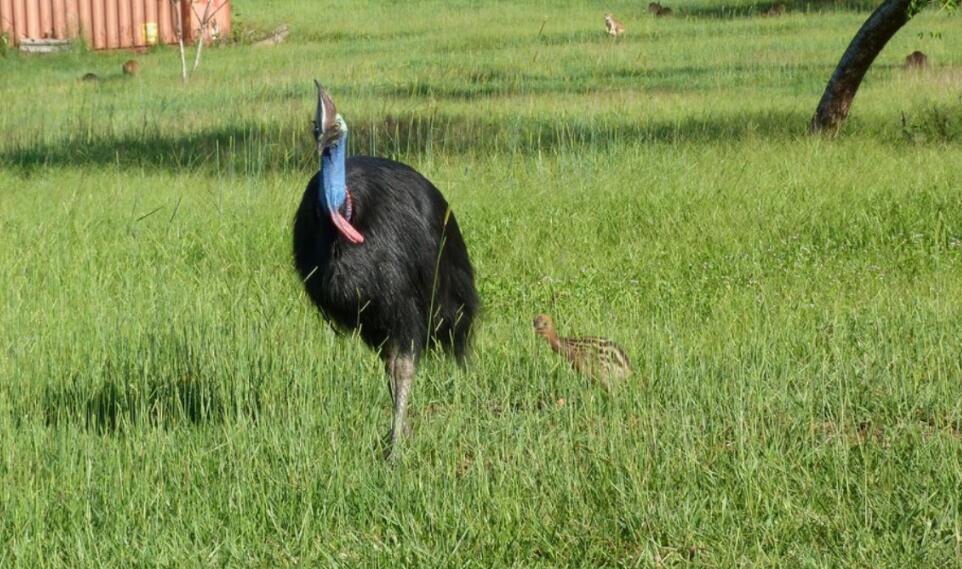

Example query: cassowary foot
[381,422,414,462]
[382,432,399,462]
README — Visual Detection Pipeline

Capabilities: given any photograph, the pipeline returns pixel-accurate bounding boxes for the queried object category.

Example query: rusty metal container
[0,0,231,50]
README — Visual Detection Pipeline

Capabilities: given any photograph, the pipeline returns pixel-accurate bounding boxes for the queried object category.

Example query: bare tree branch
[172,0,227,81]
[173,0,188,82]
[191,0,212,72]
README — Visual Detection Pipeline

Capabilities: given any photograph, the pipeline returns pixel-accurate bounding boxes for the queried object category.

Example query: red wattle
[330,211,365,244]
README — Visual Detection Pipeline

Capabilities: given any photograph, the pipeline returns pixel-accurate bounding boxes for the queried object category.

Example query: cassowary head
[314,79,345,152]
[313,81,364,244]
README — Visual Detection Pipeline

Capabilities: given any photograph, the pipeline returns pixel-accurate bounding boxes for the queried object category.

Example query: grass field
[2,0,962,565]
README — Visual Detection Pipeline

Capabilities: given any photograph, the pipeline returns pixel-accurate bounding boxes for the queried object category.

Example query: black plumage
[293,157,478,359]
[292,83,478,459]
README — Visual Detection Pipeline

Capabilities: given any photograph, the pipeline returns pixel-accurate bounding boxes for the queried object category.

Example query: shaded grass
[683,0,888,19]
[1,109,810,172]
[41,330,262,432]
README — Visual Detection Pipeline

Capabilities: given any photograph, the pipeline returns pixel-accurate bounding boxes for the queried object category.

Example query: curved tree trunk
[809,0,912,135]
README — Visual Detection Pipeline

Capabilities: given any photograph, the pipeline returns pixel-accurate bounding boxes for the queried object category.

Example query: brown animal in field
[604,13,625,37]
[766,3,786,16]
[904,51,929,69]
[122,59,139,76]
[533,314,632,390]
[81,72,99,82]
[649,3,673,17]
[253,24,289,48]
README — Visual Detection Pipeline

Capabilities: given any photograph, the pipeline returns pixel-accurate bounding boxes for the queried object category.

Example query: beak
[314,80,341,152]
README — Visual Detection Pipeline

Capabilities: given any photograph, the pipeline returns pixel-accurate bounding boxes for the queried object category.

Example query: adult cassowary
[293,82,479,459]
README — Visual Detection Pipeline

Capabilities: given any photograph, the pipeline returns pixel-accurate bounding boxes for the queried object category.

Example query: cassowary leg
[382,351,416,460]
[391,354,416,440]
[383,350,397,406]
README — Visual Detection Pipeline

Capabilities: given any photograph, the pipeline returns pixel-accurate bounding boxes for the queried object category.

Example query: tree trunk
[809,0,912,135]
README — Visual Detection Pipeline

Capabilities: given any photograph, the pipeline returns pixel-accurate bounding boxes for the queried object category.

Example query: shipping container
[0,0,230,50]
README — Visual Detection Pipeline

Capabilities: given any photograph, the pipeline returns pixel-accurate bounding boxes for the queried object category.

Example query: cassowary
[293,82,479,459]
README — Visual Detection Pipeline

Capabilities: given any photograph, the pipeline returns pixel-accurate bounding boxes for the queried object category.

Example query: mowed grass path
[2,1,961,566]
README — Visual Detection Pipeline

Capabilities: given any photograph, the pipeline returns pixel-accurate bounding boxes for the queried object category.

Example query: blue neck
[320,131,348,212]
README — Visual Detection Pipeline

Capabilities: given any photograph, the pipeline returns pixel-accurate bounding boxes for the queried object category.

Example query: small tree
[810,0,957,135]
[172,0,227,83]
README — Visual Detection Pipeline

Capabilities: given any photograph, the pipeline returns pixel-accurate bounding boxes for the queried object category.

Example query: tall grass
[1,0,961,565]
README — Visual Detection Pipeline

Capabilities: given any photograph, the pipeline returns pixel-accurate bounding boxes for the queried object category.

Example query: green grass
[2,0,962,566]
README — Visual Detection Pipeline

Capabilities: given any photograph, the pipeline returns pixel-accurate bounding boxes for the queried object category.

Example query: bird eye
[313,126,321,139]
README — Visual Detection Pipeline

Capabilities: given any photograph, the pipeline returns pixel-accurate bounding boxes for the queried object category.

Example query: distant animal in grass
[904,50,929,69]
[81,72,99,82]
[533,314,632,389]
[649,2,673,16]
[122,59,140,76]
[604,13,625,37]
[253,23,289,48]
[766,3,786,16]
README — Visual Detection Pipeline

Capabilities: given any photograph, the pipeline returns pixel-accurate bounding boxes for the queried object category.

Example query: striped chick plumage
[533,314,632,389]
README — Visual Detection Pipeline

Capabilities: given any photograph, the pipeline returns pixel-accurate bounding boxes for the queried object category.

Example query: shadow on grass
[358,60,835,100]
[683,0,880,19]
[0,109,811,173]
[43,335,261,433]
[369,64,828,100]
